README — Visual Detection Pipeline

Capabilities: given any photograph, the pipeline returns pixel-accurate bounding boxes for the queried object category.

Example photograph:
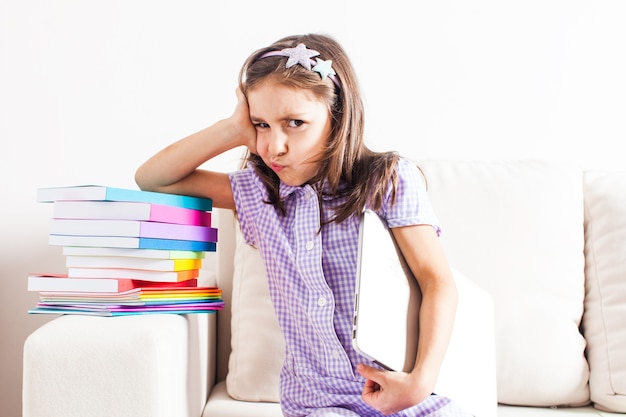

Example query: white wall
[2,1,625,415]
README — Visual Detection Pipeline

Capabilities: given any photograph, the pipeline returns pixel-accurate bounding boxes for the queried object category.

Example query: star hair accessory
[257,43,341,89]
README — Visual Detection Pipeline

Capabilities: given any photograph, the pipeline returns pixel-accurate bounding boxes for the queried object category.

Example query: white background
[2,1,625,415]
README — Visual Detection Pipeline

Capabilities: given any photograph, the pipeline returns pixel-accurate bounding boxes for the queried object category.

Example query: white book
[49,218,218,242]
[67,267,198,283]
[65,256,202,271]
[48,235,216,252]
[62,246,205,259]
[37,185,213,211]
[52,200,212,226]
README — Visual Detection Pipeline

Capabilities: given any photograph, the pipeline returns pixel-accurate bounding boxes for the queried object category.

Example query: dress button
[317,296,327,307]
[305,240,314,250]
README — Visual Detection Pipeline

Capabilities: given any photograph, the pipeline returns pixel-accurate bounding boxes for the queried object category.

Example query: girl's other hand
[231,86,257,155]
[357,363,432,416]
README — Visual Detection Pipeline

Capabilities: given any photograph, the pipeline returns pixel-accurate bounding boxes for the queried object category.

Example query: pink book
[52,201,212,226]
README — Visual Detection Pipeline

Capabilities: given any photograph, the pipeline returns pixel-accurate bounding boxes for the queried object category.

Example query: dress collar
[279,182,304,200]
[278,179,346,201]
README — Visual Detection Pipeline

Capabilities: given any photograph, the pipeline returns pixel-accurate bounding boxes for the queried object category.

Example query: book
[49,219,218,242]
[65,255,202,271]
[28,305,222,316]
[67,267,199,282]
[37,286,222,304]
[62,246,205,259]
[49,235,216,252]
[52,201,212,226]
[27,274,198,293]
[37,185,213,211]
[29,287,224,316]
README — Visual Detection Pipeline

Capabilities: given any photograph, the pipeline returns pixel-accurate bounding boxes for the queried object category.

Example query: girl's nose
[269,130,287,156]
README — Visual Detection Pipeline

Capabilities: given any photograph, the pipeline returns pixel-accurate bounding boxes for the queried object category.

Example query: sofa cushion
[418,160,589,407]
[583,170,626,413]
[226,225,284,402]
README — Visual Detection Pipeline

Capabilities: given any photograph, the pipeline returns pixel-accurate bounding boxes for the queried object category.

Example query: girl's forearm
[391,225,458,395]
[411,281,458,391]
[135,118,245,193]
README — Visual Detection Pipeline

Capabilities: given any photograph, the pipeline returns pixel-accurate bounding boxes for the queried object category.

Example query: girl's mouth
[270,163,285,173]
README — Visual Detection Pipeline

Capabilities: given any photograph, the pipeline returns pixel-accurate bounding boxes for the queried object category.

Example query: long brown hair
[239,34,399,224]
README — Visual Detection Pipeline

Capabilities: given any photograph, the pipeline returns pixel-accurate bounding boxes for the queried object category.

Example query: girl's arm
[135,88,256,210]
[358,224,457,415]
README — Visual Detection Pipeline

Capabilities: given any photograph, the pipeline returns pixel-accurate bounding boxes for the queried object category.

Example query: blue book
[48,234,217,252]
[139,237,216,252]
[37,185,212,211]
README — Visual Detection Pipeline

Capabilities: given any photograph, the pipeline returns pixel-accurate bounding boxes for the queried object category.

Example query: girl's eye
[255,122,269,129]
[288,119,304,128]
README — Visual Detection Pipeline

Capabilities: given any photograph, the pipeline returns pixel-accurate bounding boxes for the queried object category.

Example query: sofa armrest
[434,268,498,417]
[23,313,215,417]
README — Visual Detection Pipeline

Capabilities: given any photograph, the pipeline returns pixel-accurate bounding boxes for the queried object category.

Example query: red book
[28,274,198,293]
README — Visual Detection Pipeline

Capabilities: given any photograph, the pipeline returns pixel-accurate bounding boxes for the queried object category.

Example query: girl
[136,33,470,417]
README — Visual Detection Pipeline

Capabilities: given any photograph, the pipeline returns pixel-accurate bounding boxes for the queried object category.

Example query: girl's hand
[230,86,257,154]
[357,363,433,415]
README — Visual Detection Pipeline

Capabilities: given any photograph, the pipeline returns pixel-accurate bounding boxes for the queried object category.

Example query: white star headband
[257,43,341,89]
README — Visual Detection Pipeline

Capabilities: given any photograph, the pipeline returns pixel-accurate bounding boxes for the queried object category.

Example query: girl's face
[247,81,332,187]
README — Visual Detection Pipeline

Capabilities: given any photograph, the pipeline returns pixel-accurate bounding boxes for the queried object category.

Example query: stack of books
[28,185,224,316]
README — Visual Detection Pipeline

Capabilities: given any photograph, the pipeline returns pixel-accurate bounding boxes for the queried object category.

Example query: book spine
[139,222,218,242]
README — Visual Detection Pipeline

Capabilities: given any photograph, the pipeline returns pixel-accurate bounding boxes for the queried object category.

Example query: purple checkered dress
[229,158,471,417]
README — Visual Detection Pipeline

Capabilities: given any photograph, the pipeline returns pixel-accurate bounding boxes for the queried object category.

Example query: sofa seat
[204,382,282,417]
[497,406,616,417]
[203,382,617,417]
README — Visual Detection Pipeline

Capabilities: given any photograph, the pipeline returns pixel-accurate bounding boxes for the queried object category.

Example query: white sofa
[23,160,626,417]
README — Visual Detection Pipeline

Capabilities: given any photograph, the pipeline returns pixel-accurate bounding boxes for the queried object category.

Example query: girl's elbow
[134,166,156,192]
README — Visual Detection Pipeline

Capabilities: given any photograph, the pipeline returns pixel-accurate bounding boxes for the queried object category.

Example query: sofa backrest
[582,170,626,413]
[210,159,610,410]
[417,160,589,407]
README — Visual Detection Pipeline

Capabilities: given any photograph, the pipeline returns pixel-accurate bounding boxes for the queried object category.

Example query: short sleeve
[380,158,441,235]
[228,168,268,247]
